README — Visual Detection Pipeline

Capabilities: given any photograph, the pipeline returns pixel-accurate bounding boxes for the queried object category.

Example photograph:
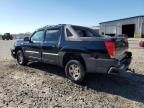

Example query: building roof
[100,15,144,24]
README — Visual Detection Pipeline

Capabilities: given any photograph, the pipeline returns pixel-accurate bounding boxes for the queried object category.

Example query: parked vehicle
[139,38,144,47]
[2,33,13,40]
[11,24,132,83]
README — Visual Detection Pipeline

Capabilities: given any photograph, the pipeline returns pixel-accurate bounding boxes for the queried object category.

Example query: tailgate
[113,36,129,60]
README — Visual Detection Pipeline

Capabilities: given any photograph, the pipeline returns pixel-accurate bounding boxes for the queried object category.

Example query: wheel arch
[15,47,24,55]
[62,53,86,71]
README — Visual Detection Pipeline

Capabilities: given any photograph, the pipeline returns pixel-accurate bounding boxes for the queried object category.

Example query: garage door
[105,26,116,34]
[105,26,116,36]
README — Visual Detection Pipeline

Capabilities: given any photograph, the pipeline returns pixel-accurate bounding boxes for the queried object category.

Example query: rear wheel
[65,60,85,83]
[16,50,28,65]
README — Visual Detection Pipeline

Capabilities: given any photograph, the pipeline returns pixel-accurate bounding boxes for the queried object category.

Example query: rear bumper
[83,52,132,74]
[107,57,132,74]
[11,48,16,59]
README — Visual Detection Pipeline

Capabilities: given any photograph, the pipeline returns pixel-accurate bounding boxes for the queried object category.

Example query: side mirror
[24,37,30,41]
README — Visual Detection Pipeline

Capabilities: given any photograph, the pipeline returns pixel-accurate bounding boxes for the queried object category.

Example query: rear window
[72,26,101,37]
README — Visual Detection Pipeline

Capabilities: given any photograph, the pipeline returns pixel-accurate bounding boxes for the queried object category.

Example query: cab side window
[66,28,73,37]
[31,31,44,43]
[45,29,60,42]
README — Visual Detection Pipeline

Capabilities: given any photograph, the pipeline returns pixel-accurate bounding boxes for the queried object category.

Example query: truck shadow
[85,72,144,103]
[28,62,144,103]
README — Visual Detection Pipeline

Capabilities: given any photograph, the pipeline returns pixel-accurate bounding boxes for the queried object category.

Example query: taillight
[104,41,116,58]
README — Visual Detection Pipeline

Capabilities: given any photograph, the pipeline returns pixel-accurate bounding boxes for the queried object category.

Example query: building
[100,16,144,38]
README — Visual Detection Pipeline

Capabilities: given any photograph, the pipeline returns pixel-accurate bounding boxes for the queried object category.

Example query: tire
[16,50,28,65]
[65,60,85,83]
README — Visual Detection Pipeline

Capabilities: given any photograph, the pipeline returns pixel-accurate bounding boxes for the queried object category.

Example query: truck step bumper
[107,57,132,75]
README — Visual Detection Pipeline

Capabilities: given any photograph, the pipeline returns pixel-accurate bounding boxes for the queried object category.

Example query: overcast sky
[0,0,143,34]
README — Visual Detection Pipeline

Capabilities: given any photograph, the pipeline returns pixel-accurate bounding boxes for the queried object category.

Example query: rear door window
[45,29,60,42]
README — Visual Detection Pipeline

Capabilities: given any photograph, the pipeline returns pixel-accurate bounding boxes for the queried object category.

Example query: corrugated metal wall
[100,16,144,38]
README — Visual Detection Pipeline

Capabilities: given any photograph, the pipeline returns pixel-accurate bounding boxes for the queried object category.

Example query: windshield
[72,26,101,37]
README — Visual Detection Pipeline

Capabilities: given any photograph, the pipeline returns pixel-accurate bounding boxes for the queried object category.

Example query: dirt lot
[0,39,144,108]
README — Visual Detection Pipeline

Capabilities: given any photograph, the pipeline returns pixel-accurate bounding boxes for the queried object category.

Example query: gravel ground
[0,39,144,108]
[0,40,15,60]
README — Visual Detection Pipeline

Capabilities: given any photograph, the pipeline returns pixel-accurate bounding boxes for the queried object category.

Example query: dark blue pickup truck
[11,24,132,83]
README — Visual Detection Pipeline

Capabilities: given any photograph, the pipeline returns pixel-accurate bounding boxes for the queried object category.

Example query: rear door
[42,28,61,65]
[24,30,44,61]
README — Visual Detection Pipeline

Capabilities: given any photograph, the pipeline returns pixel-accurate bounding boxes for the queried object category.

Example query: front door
[42,29,60,65]
[24,30,44,61]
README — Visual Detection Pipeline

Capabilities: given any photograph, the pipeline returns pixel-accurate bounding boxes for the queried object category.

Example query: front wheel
[16,50,28,65]
[65,60,85,83]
